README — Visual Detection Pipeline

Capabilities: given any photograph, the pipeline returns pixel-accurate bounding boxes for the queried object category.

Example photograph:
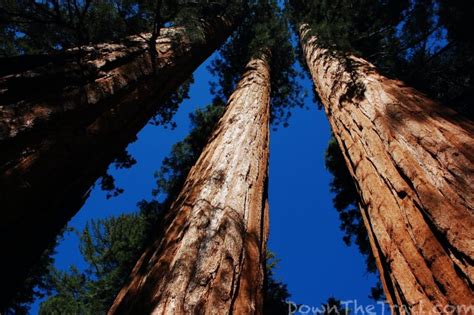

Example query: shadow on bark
[109,196,264,314]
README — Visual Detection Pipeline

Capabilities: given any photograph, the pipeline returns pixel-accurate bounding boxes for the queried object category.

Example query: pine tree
[39,213,154,314]
[0,1,245,310]
[289,0,474,311]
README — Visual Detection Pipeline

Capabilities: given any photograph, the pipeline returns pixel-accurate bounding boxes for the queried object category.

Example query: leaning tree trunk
[108,55,271,315]
[0,14,239,308]
[299,24,474,313]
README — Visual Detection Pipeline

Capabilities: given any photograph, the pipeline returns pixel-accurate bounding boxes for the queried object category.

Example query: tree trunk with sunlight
[0,14,239,308]
[108,55,271,314]
[299,24,474,313]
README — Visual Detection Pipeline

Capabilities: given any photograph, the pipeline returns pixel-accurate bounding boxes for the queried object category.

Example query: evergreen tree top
[210,0,304,128]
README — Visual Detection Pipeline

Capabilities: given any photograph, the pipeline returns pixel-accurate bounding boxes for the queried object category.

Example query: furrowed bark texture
[108,56,271,315]
[0,15,238,308]
[300,24,474,313]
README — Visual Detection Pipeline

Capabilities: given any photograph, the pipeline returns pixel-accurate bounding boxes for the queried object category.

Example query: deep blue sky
[30,52,378,314]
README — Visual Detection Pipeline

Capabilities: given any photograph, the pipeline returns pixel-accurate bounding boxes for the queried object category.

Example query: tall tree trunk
[108,54,271,314]
[299,24,474,313]
[0,14,239,308]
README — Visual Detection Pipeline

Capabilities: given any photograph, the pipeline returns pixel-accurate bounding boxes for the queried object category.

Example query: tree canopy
[209,0,304,128]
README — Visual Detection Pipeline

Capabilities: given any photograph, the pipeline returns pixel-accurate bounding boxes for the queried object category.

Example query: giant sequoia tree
[289,0,474,311]
[0,1,244,308]
[109,54,271,314]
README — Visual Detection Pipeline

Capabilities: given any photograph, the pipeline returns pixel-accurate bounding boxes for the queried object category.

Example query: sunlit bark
[300,24,474,313]
[109,55,271,314]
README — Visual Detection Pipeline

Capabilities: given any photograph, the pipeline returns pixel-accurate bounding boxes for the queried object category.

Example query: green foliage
[150,76,194,128]
[288,0,408,57]
[406,0,474,119]
[209,0,304,128]
[0,0,245,56]
[39,211,158,314]
[39,266,95,315]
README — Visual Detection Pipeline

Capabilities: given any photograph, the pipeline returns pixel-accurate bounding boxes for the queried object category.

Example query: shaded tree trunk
[299,24,474,313]
[108,55,271,314]
[0,14,239,308]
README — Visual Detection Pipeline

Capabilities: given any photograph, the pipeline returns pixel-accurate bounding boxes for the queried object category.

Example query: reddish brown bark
[108,55,271,315]
[0,15,238,308]
[300,24,474,313]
